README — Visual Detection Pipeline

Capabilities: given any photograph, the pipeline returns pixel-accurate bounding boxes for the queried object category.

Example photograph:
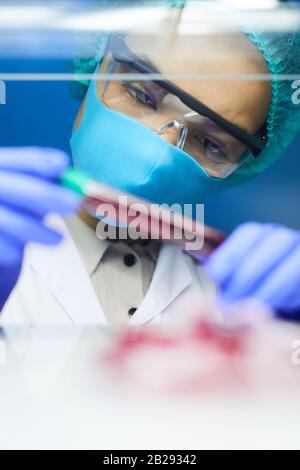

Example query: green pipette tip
[60,168,90,196]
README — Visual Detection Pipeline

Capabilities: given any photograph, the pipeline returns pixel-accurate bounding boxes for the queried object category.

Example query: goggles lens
[100,57,253,178]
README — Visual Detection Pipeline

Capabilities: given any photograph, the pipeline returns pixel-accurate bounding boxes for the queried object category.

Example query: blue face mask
[70,68,225,221]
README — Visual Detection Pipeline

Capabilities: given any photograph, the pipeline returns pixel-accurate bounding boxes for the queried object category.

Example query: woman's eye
[195,136,229,162]
[122,83,157,110]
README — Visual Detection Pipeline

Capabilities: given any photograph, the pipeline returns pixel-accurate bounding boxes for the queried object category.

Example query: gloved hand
[0,147,82,309]
[205,222,300,320]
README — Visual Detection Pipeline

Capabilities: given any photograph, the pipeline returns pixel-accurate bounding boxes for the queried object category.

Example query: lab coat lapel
[29,216,107,326]
[28,216,193,327]
[129,243,193,326]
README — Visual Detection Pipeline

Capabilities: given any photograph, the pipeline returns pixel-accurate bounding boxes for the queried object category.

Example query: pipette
[61,167,225,261]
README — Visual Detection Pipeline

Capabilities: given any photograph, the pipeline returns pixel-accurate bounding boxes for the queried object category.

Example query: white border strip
[0,73,300,81]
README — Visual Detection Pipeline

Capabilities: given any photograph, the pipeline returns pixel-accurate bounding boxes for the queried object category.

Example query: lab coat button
[124,254,137,267]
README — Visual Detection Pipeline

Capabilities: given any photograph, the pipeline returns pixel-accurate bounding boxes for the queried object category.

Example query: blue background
[0,57,299,235]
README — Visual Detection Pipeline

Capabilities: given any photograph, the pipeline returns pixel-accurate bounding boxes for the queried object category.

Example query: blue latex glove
[0,147,82,309]
[205,222,300,320]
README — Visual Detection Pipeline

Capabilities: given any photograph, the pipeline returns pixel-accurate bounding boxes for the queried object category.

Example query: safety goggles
[100,35,267,179]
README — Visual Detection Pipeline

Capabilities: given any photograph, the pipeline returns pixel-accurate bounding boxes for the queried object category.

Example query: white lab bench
[0,324,299,450]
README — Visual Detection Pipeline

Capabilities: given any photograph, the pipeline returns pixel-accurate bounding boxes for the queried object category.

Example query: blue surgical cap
[70,0,300,176]
[239,30,300,175]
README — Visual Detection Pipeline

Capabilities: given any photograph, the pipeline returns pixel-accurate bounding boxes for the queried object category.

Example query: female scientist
[0,2,300,326]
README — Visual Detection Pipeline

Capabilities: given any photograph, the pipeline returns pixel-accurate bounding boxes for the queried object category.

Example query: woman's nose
[158,125,180,146]
[157,119,187,148]
[138,115,182,146]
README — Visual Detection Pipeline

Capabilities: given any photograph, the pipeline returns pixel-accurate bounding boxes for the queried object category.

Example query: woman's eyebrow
[203,117,250,137]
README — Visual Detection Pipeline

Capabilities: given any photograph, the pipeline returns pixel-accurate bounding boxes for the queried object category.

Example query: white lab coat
[0,216,215,327]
